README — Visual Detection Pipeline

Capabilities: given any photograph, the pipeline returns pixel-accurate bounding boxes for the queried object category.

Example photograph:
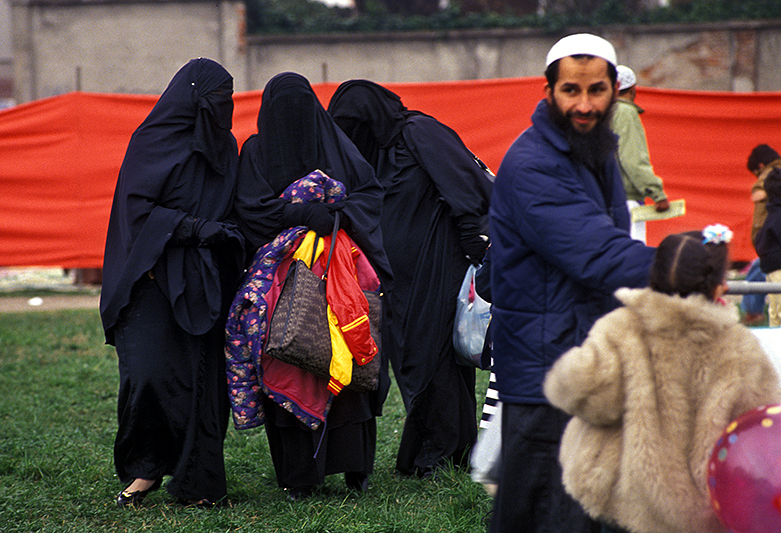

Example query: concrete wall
[10,0,781,104]
[244,29,553,87]
[1,0,13,104]
[247,21,781,92]
[603,22,781,92]
[11,0,247,102]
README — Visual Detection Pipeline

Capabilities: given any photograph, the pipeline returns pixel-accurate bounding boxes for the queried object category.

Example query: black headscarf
[257,74,323,195]
[100,58,243,344]
[327,80,414,169]
[233,72,392,285]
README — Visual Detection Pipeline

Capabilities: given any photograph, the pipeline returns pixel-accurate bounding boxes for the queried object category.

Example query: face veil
[257,73,323,196]
[327,80,410,169]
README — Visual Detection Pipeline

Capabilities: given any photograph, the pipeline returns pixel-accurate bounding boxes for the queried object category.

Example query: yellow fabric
[292,231,324,267]
[328,305,354,389]
[341,314,371,334]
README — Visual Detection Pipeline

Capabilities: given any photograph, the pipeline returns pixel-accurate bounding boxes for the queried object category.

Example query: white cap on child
[546,33,617,68]
[617,65,637,90]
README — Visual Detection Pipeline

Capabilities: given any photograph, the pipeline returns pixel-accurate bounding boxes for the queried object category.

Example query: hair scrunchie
[702,224,733,245]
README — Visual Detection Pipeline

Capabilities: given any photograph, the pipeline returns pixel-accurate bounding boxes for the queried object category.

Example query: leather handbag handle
[322,211,340,280]
[307,209,341,280]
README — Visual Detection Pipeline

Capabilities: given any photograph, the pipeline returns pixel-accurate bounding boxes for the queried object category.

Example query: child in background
[544,225,781,533]
[754,167,781,327]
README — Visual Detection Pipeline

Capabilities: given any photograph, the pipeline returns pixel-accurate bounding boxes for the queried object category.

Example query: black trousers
[488,403,600,533]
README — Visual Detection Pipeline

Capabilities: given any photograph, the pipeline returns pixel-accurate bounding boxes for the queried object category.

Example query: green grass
[0,309,493,532]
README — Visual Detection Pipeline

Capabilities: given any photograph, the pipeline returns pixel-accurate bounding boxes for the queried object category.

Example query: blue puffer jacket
[490,99,655,404]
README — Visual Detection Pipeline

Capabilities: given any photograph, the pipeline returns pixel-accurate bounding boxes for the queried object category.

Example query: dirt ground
[0,267,101,313]
[0,294,100,313]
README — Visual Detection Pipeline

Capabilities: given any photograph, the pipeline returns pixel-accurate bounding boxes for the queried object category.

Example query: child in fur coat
[543,225,781,533]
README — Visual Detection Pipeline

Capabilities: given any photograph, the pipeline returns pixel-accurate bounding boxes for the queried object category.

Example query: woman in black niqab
[233,73,391,284]
[231,72,392,498]
[100,58,244,507]
[329,80,493,478]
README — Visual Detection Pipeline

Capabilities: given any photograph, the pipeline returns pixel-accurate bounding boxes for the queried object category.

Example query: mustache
[567,110,603,120]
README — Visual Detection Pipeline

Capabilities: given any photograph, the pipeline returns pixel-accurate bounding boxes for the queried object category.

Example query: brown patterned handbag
[265,212,381,392]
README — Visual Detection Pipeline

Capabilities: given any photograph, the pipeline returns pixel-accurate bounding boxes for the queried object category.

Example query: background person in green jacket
[611,65,670,243]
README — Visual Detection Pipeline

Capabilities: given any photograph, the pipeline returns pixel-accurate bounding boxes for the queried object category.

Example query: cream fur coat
[544,287,781,533]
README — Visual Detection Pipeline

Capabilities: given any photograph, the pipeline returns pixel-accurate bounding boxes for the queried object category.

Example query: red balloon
[708,404,781,533]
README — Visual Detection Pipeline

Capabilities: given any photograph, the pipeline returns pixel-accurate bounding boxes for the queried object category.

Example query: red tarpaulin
[0,78,777,268]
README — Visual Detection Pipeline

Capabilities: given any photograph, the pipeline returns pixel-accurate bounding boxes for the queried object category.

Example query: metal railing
[726,281,781,294]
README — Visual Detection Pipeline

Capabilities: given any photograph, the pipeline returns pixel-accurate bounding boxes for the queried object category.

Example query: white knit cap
[617,65,637,90]
[545,33,617,68]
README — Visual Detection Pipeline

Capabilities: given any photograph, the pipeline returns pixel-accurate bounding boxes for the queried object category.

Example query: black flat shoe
[116,478,162,507]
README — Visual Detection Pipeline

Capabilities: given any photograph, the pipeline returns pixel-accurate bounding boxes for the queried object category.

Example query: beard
[548,97,617,177]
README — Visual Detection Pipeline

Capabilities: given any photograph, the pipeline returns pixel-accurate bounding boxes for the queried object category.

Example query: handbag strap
[322,211,340,280]
[307,209,341,280]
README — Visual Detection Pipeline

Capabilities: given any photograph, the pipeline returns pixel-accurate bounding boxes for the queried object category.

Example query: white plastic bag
[453,264,491,368]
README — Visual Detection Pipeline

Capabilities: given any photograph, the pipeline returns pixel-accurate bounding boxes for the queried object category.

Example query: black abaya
[113,275,229,502]
[328,80,493,476]
[262,388,376,489]
[231,72,392,492]
[100,58,244,502]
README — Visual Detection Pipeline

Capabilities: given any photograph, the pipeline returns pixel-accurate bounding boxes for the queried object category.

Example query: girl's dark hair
[649,231,729,299]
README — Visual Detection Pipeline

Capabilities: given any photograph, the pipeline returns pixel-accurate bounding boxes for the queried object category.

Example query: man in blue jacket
[488,34,656,533]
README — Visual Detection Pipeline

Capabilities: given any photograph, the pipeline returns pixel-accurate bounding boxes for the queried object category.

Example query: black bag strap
[323,211,340,280]
[307,210,341,280]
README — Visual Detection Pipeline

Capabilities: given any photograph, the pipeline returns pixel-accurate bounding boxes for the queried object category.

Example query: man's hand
[752,189,767,203]
[655,198,670,212]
